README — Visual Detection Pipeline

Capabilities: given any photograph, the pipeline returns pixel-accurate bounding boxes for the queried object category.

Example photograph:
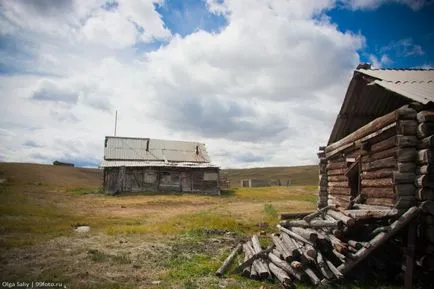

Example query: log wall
[103,166,220,195]
[415,108,434,272]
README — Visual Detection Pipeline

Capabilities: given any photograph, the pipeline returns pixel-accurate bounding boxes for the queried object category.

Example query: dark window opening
[345,157,361,201]
[195,145,199,155]
[146,140,149,152]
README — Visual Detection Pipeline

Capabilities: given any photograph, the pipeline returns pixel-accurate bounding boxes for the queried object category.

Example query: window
[203,172,218,181]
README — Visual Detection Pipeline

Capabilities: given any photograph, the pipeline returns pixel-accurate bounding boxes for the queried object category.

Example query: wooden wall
[103,166,220,195]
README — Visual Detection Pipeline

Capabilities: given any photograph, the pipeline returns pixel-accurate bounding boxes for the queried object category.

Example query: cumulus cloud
[0,0,368,168]
[343,0,428,10]
[368,54,392,68]
[381,38,425,57]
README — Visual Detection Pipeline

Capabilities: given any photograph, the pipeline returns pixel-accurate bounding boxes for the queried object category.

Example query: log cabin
[100,136,220,194]
[317,64,434,277]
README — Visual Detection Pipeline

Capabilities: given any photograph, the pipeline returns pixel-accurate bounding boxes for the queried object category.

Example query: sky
[0,0,433,169]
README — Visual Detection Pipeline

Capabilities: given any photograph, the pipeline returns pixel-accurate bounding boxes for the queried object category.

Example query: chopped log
[268,253,302,281]
[420,201,434,215]
[280,219,342,228]
[290,261,303,270]
[397,135,417,147]
[268,263,294,288]
[397,162,417,173]
[416,188,434,201]
[304,267,321,286]
[328,168,347,176]
[362,156,396,171]
[367,135,396,153]
[317,251,334,280]
[393,172,416,184]
[327,209,355,226]
[216,243,243,276]
[417,164,433,175]
[290,227,318,244]
[417,122,434,139]
[241,245,252,278]
[242,243,257,279]
[418,136,434,149]
[344,209,398,220]
[328,181,349,188]
[328,175,348,182]
[395,184,416,196]
[361,178,393,187]
[272,248,282,259]
[416,175,434,188]
[363,148,416,163]
[353,204,394,210]
[251,235,263,254]
[329,187,351,196]
[271,235,293,262]
[280,233,301,258]
[417,149,434,164]
[332,249,346,263]
[279,211,312,220]
[327,161,348,170]
[397,120,418,135]
[325,110,397,154]
[277,225,313,246]
[417,255,434,271]
[337,206,421,275]
[417,110,434,122]
[365,197,395,207]
[246,241,269,279]
[303,206,333,222]
[362,187,394,198]
[361,169,394,179]
[325,259,344,279]
[303,243,317,260]
[347,240,366,250]
[232,245,275,275]
[317,230,348,254]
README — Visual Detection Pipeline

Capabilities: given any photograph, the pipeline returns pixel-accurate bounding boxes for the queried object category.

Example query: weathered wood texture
[216,243,242,276]
[362,156,396,171]
[397,120,418,135]
[417,122,434,139]
[362,148,416,163]
[417,149,434,164]
[417,110,434,122]
[361,169,394,179]
[418,136,434,149]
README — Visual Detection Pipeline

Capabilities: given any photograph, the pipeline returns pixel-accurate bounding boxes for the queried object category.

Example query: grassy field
[0,163,398,289]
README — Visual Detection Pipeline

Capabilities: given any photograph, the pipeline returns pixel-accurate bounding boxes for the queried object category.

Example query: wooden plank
[325,110,397,153]
[417,122,434,139]
[328,181,349,188]
[345,209,398,219]
[397,120,418,136]
[362,187,394,198]
[328,175,348,182]
[279,211,312,220]
[362,156,396,171]
[418,136,434,150]
[361,178,393,187]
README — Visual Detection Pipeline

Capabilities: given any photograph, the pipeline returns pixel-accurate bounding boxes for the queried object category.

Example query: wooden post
[216,243,242,276]
[405,220,417,289]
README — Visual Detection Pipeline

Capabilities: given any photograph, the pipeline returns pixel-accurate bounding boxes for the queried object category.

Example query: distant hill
[0,162,103,189]
[222,165,319,187]
[0,162,318,189]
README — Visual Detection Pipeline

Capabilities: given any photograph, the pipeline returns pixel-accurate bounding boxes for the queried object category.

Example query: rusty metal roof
[328,66,434,145]
[100,160,218,168]
[103,136,212,164]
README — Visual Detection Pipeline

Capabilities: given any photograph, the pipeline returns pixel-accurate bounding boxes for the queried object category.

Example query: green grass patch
[68,186,104,195]
[264,203,278,219]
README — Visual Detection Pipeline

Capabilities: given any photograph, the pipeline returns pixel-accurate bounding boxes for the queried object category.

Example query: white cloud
[368,53,392,68]
[0,0,366,168]
[343,0,427,10]
[381,38,424,57]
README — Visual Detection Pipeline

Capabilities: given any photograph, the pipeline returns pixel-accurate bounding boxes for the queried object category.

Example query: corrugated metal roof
[100,160,218,168]
[328,67,434,145]
[104,137,211,163]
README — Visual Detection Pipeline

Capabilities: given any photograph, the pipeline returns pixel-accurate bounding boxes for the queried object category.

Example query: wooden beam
[362,156,396,171]
[326,110,397,154]
[216,243,242,276]
[397,120,418,136]
[337,206,420,275]
[361,178,393,187]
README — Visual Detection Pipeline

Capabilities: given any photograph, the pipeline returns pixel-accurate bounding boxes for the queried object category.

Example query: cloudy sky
[0,0,433,168]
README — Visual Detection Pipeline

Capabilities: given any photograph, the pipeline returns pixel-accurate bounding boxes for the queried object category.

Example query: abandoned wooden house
[316,64,434,277]
[100,136,220,194]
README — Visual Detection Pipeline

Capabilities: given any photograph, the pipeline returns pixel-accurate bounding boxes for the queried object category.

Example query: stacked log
[222,206,420,288]
[415,109,434,273]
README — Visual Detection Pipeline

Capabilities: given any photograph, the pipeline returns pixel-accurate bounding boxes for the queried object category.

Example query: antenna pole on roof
[114,110,118,136]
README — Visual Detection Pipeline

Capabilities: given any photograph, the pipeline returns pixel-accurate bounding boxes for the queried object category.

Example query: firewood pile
[216,204,422,288]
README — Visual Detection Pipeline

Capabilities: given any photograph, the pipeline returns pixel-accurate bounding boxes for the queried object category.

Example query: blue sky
[0,0,433,168]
